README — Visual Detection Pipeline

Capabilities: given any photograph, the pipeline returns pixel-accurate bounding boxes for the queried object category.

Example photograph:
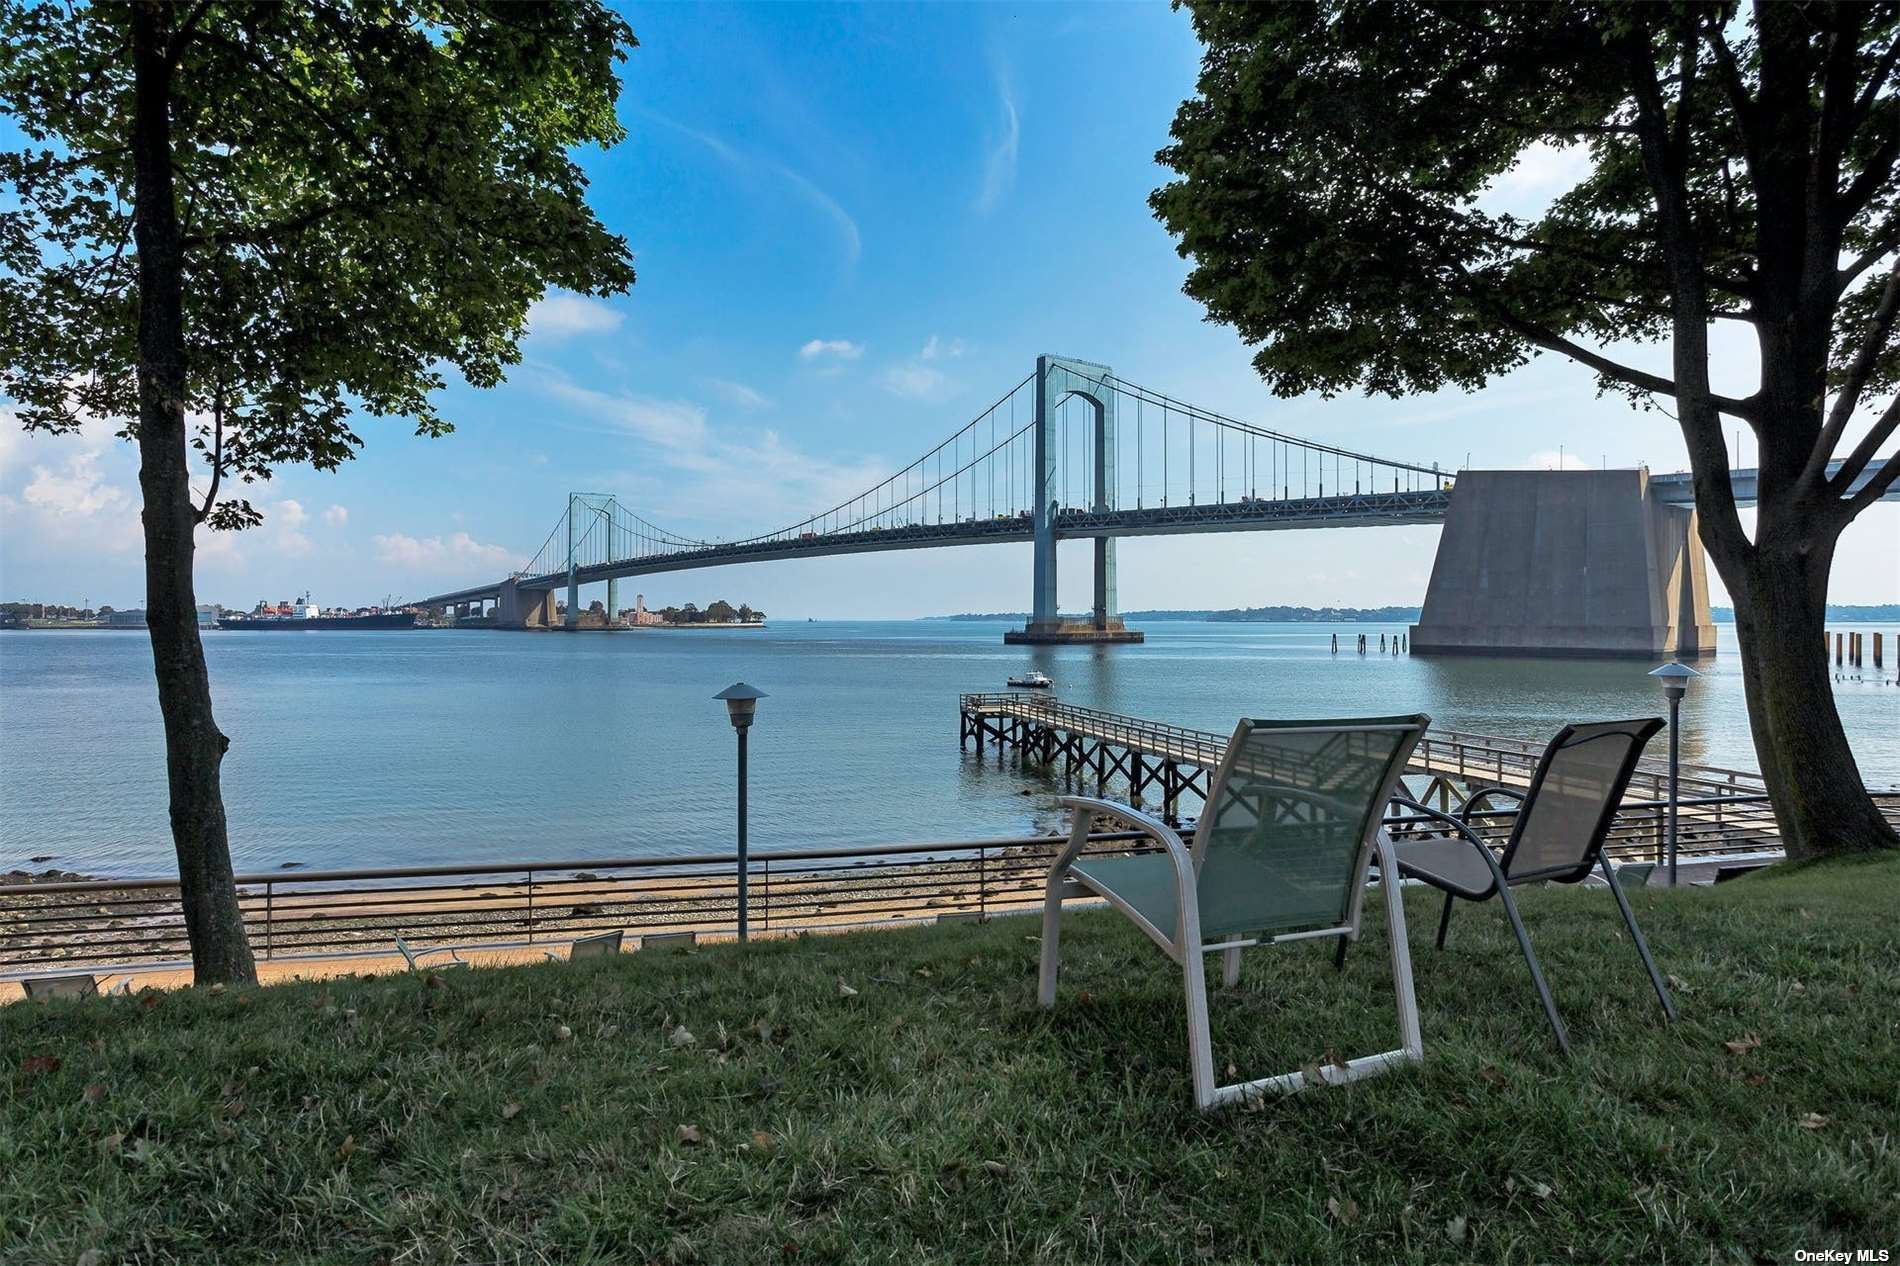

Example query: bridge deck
[955,693,1877,865]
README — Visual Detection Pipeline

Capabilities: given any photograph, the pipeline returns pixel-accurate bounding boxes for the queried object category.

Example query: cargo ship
[216,593,418,631]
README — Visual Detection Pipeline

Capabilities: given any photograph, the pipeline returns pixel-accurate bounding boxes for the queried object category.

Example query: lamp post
[1648,662,1701,887]
[714,682,767,941]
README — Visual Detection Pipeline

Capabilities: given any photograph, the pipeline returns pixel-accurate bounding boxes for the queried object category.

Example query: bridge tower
[1006,355,1144,645]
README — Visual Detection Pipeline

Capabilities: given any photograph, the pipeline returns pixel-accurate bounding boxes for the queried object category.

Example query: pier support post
[607,577,619,628]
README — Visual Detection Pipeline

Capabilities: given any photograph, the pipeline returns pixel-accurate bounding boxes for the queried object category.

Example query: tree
[1152,1,1899,858]
[1,2,637,981]
[704,598,739,623]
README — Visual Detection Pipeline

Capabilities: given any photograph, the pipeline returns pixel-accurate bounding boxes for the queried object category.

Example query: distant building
[627,593,667,626]
[107,609,147,628]
[197,604,221,627]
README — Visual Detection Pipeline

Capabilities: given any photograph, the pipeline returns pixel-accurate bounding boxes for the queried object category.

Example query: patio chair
[1388,718,1675,1055]
[546,930,624,961]
[1039,715,1430,1111]
[22,973,98,999]
[393,933,469,972]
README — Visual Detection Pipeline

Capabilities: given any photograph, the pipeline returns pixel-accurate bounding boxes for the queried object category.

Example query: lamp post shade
[715,682,767,730]
[1648,661,1701,699]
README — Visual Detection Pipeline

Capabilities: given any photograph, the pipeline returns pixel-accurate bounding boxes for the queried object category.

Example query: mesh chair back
[1501,718,1664,882]
[1190,716,1428,938]
[23,974,98,999]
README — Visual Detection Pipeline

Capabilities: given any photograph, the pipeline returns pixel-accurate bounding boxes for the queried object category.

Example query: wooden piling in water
[1876,632,1884,668]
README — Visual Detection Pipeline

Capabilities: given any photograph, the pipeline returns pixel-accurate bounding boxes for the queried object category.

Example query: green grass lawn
[3,857,1897,1264]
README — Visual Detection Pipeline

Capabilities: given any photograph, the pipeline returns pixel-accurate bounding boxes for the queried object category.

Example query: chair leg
[1376,838,1423,1061]
[1332,935,1349,971]
[1221,947,1241,988]
[1435,891,1455,949]
[1037,874,1065,1008]
[1494,883,1570,1055]
[1598,854,1677,1022]
[1182,942,1217,1110]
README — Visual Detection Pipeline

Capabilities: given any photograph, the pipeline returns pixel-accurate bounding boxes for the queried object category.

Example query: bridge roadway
[420,487,1452,607]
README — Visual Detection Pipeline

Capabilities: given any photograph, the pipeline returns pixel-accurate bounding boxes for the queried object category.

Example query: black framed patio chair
[1038,715,1429,1111]
[1387,718,1676,1054]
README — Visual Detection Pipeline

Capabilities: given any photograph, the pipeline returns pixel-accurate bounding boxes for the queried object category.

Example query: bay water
[3,621,1895,878]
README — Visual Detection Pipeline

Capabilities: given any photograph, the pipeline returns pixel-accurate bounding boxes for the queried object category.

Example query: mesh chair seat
[1070,854,1179,942]
[1392,835,1497,899]
[1075,846,1369,944]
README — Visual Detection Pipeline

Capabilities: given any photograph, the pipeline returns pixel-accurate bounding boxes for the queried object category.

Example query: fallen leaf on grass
[207,982,226,996]
[221,1100,246,1120]
[750,1130,776,1154]
[1798,1112,1829,1130]
[668,1025,696,1049]
[1327,1196,1359,1224]
[836,979,859,999]
[100,1132,125,1156]
[336,1134,356,1161]
[21,1055,61,1076]
[1665,974,1692,993]
[1479,1065,1511,1090]
[425,974,446,990]
[552,1024,573,1043]
[82,1083,107,1105]
[983,1159,1010,1178]
[501,1103,522,1120]
[1723,1034,1762,1056]
[675,1124,704,1146]
[1301,1060,1327,1088]
[76,1249,103,1266]
[1743,1073,1769,1088]
[1444,1215,1468,1243]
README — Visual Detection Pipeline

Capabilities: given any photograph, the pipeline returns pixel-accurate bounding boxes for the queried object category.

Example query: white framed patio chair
[393,933,469,972]
[1038,714,1430,1112]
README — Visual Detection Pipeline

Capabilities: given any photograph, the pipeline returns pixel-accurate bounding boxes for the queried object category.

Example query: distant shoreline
[925,603,1900,624]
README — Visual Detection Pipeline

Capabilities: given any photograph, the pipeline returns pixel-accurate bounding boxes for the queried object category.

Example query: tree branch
[1810,256,1900,491]
[1842,443,1900,515]
[1831,390,1900,497]
[194,375,224,525]
[164,0,217,67]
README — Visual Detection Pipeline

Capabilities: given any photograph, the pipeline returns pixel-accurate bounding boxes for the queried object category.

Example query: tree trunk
[1712,526,1899,861]
[130,4,258,985]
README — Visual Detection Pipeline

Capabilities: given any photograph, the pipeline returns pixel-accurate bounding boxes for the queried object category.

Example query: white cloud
[882,365,948,400]
[707,378,771,410]
[799,339,864,361]
[372,531,517,568]
[276,499,308,528]
[921,336,965,361]
[322,504,348,526]
[527,292,625,340]
[976,62,1020,214]
[1525,449,1592,471]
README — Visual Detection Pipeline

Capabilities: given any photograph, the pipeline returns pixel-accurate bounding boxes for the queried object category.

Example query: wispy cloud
[882,365,947,400]
[707,379,771,410]
[530,369,891,530]
[372,531,518,568]
[975,60,1020,215]
[650,112,862,267]
[921,336,965,361]
[527,292,625,340]
[800,339,864,361]
[322,504,349,527]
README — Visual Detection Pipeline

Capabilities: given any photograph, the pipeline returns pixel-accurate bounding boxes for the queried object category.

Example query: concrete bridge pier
[607,577,619,628]
[496,578,558,630]
[1410,469,1715,658]
[1007,354,1143,646]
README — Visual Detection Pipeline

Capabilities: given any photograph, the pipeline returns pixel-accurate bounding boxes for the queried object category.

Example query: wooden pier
[957,693,1893,863]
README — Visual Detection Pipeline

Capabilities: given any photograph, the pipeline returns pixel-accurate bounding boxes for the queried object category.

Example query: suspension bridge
[417,353,1894,654]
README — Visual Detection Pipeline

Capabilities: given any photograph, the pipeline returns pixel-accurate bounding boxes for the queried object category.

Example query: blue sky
[2,2,1895,616]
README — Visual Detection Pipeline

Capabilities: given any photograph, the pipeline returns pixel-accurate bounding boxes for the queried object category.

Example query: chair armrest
[1056,796,1200,950]
[1056,796,1188,866]
[1388,795,1512,889]
[1456,784,1525,825]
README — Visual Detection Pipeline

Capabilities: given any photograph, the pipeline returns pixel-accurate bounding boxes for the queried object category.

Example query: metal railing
[962,693,1769,803]
[0,831,1148,979]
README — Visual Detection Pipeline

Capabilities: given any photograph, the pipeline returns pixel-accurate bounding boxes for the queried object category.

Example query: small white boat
[1006,671,1054,689]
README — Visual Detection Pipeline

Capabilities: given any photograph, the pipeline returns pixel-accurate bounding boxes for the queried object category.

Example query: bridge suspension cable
[505,362,1450,586]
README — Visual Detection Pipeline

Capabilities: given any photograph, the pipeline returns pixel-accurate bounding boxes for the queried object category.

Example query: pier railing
[959,692,1770,804]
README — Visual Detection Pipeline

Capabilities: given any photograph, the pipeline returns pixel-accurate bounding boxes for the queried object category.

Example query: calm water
[3,621,1896,878]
